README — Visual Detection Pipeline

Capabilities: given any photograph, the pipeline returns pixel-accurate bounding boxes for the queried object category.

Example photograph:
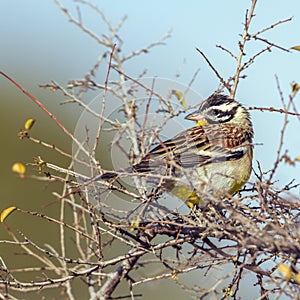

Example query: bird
[101,93,254,209]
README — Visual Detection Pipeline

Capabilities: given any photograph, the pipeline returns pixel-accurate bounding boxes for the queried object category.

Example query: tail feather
[100,171,119,180]
[100,167,133,180]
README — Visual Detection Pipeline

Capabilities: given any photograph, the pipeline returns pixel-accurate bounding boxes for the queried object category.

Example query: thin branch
[231,0,258,98]
[251,35,290,52]
[216,44,238,60]
[92,44,116,154]
[54,0,114,48]
[248,106,300,116]
[267,76,294,183]
[121,30,172,62]
[196,47,231,93]
[252,17,293,37]
[0,71,74,141]
[111,66,174,113]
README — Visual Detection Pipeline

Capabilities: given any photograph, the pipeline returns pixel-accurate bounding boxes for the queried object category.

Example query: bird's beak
[185,111,208,126]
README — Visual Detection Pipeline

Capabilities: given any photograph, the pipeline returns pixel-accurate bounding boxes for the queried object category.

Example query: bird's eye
[210,109,221,116]
[205,108,232,124]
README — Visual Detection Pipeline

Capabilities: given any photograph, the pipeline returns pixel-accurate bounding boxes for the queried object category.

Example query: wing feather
[133,125,251,174]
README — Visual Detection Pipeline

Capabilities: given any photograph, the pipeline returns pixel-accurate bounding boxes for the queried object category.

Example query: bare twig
[196,47,231,93]
[3,1,300,299]
[231,0,258,98]
[93,44,116,154]
[248,105,300,116]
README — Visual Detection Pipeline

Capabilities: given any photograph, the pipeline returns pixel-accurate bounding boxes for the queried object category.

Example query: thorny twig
[197,0,291,98]
[1,1,300,300]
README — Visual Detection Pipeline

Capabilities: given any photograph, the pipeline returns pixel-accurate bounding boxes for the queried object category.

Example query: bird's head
[185,94,251,128]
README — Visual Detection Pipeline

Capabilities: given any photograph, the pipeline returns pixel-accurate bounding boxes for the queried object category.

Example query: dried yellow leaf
[24,118,35,130]
[291,45,300,51]
[277,263,292,280]
[12,162,26,175]
[293,272,300,284]
[171,89,187,109]
[290,82,300,94]
[0,206,17,222]
[295,157,300,161]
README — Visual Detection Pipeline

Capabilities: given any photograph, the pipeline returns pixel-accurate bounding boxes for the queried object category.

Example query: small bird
[102,93,254,208]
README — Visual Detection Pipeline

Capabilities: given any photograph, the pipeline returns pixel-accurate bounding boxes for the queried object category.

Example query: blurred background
[1,0,300,299]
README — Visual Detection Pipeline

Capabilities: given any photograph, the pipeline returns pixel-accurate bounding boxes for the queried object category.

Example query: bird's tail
[100,171,119,180]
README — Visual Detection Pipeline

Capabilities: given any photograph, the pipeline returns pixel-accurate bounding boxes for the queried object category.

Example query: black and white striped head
[185,94,251,127]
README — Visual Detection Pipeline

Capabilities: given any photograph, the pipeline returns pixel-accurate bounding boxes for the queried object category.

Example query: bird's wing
[133,125,249,173]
